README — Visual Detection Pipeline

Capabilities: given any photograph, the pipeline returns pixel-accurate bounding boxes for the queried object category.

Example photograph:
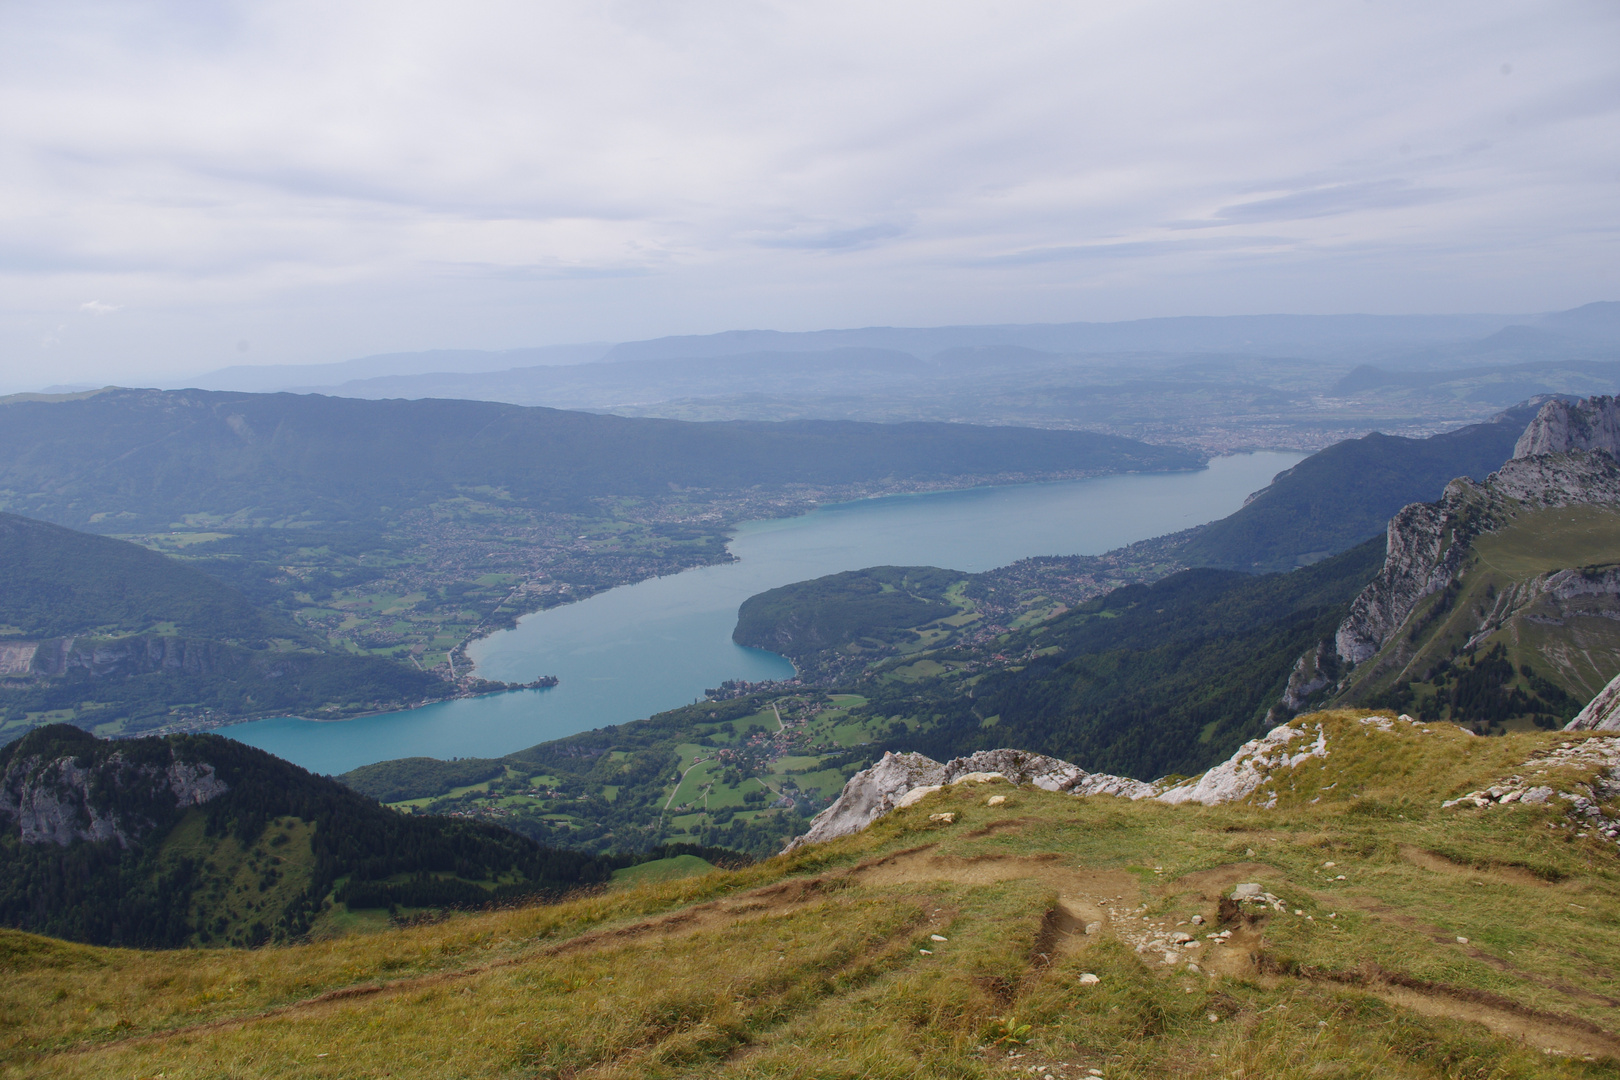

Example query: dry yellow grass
[7,712,1620,1079]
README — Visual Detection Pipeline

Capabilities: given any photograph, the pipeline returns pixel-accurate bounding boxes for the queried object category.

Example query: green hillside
[0,514,451,742]
[869,539,1385,780]
[0,388,1199,529]
[0,725,616,949]
[0,511,298,644]
[10,713,1620,1077]
[733,566,963,658]
[1176,403,1538,572]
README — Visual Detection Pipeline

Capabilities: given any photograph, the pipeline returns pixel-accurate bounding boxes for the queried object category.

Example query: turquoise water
[227,452,1303,774]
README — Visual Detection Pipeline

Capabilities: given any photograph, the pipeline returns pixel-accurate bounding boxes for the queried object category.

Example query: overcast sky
[1,0,1617,387]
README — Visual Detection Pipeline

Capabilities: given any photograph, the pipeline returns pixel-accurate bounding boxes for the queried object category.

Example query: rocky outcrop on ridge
[1333,477,1489,665]
[1442,733,1620,851]
[1568,670,1620,731]
[1157,721,1329,808]
[784,720,1344,850]
[0,744,227,847]
[783,748,1155,851]
[1331,450,1620,673]
[1513,395,1620,459]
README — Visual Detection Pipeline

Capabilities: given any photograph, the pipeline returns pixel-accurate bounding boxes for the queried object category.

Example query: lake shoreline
[226,453,1303,775]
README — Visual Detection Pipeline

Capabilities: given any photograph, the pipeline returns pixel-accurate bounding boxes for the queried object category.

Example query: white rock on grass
[1158,723,1329,806]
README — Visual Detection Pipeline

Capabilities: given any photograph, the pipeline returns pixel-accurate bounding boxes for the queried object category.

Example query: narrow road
[662,758,708,812]
[772,702,785,731]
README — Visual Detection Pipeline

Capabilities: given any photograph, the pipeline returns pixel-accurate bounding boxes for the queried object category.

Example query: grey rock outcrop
[1568,670,1620,731]
[1159,721,1329,807]
[0,749,228,848]
[1513,395,1620,459]
[1334,479,1485,664]
[1334,449,1620,670]
[784,752,947,851]
[1272,641,1338,718]
[783,747,1158,852]
[780,718,1418,850]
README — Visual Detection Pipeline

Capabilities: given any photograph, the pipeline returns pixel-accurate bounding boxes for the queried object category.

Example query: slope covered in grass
[7,712,1620,1078]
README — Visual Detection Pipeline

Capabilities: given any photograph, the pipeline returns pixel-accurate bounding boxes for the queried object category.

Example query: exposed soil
[1398,843,1561,888]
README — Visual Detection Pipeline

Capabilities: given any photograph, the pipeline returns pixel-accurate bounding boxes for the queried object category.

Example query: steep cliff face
[1333,451,1620,674]
[9,635,237,678]
[1514,395,1620,459]
[0,740,227,847]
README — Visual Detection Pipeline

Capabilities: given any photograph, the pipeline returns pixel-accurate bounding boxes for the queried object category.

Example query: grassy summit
[9,711,1620,1078]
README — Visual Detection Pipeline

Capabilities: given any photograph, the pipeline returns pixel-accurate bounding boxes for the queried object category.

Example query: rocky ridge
[787,714,1620,869]
[1568,669,1620,731]
[0,744,227,847]
[1308,396,1620,708]
[1331,450,1620,673]
[1512,394,1620,459]
[786,718,1344,850]
[1441,734,1620,851]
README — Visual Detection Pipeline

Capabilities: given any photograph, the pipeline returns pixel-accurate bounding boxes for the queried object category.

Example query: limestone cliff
[1570,670,1620,731]
[1332,450,1620,676]
[784,718,1347,850]
[1513,395,1620,459]
[0,744,227,848]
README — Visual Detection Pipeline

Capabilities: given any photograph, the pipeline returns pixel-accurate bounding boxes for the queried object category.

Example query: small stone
[1245,848,1255,856]
[1190,914,1204,925]
[1084,921,1102,935]
[930,934,948,942]
[987,794,1007,806]
[1207,1012,1219,1022]
[1230,883,1264,900]
[927,812,956,823]
[1322,861,1335,868]
[1078,973,1100,985]
[1172,932,1194,944]
[1294,909,1304,916]
[918,948,933,955]
[1456,936,1469,945]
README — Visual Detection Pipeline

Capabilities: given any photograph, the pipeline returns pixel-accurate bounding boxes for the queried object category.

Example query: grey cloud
[971,235,1300,267]
[753,223,910,250]
[1174,181,1456,229]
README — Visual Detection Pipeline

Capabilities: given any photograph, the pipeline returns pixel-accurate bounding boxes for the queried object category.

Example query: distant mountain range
[178,303,1620,398]
[140,303,1620,456]
[0,388,1197,530]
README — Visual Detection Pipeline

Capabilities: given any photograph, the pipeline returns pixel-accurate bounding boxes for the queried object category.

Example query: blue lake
[228,452,1304,774]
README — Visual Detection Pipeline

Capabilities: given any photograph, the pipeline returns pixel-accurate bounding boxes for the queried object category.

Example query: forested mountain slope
[0,388,1197,529]
[868,539,1386,780]
[0,511,301,644]
[1173,401,1544,572]
[0,513,449,742]
[0,725,615,948]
